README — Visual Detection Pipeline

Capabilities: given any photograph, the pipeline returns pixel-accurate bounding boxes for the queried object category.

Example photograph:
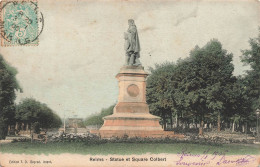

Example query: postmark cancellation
[0,0,44,46]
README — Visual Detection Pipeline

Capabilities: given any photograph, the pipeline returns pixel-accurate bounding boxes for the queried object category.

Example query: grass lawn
[0,142,259,155]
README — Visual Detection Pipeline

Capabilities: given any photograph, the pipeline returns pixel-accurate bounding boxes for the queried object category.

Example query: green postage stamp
[0,0,44,46]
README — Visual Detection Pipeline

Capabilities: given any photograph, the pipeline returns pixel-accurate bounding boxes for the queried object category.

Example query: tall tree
[239,30,260,133]
[241,29,260,110]
[224,77,253,132]
[0,54,21,139]
[147,62,176,130]
[177,40,235,135]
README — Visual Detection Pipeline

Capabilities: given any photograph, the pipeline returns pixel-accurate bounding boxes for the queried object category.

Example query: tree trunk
[245,122,248,140]
[199,120,204,135]
[30,123,33,143]
[29,123,31,134]
[177,115,180,127]
[193,119,195,128]
[232,120,235,132]
[7,125,10,135]
[26,123,29,132]
[170,112,173,129]
[217,112,221,132]
[162,112,166,131]
[22,123,25,131]
[175,114,178,128]
[15,122,18,130]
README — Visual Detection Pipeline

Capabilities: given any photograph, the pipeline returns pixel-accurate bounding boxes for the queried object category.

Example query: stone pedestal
[99,66,167,138]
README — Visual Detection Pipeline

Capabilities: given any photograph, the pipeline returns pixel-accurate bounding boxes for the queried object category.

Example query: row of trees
[84,104,115,126]
[146,33,260,135]
[0,54,62,139]
[16,98,62,133]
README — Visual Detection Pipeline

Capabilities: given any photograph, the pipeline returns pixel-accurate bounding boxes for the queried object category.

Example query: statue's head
[128,19,135,26]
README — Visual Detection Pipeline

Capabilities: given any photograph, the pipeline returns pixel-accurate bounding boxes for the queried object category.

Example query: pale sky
[1,0,259,118]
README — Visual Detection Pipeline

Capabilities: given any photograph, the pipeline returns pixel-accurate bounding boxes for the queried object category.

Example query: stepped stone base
[99,111,165,138]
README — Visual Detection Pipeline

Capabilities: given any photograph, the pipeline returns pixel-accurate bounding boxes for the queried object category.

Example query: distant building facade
[67,118,84,128]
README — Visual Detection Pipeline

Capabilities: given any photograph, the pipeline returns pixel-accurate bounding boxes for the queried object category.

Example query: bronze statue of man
[124,19,141,66]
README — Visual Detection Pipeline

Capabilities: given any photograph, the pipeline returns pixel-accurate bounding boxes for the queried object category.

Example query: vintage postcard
[0,0,259,166]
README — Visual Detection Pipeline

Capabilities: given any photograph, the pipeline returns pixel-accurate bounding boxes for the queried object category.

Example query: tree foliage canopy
[85,104,115,126]
[16,98,62,130]
[147,39,236,132]
[241,29,260,110]
[0,54,22,139]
